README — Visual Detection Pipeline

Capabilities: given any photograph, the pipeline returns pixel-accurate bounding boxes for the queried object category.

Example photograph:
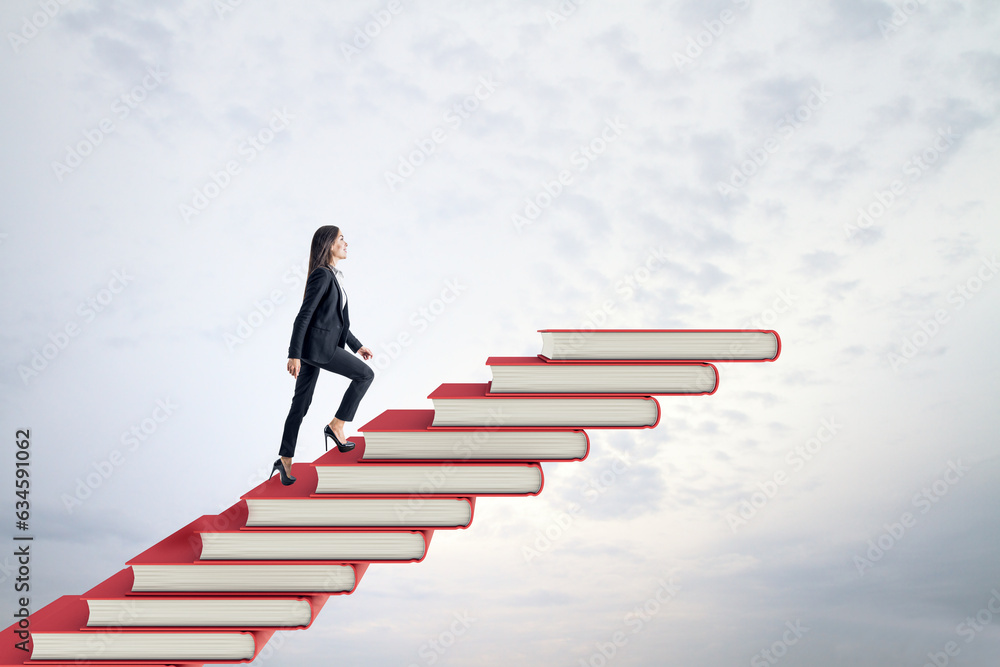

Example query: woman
[271,226,374,485]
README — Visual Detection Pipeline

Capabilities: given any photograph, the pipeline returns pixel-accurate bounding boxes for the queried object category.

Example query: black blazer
[288,265,363,364]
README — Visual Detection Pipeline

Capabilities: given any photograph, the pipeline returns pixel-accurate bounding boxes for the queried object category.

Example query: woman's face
[329,233,347,262]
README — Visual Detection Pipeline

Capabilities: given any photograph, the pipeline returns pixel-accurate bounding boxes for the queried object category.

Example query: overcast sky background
[1,1,999,665]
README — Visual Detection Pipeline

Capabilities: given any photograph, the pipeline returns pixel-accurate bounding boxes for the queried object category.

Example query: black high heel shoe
[269,458,296,485]
[324,425,356,452]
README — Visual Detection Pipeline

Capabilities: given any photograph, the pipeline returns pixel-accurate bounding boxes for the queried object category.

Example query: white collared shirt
[330,264,347,311]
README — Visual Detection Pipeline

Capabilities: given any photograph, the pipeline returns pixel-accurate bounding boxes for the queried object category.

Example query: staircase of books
[1,329,779,666]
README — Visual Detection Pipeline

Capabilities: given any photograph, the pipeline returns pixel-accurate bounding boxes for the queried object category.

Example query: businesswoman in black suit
[271,225,374,485]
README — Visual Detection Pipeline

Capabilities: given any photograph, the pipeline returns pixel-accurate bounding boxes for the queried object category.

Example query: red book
[486,355,719,395]
[194,527,433,564]
[536,328,781,362]
[241,452,477,529]
[6,592,274,664]
[311,437,545,497]
[80,568,327,631]
[427,382,662,429]
[357,409,590,462]
[126,508,367,596]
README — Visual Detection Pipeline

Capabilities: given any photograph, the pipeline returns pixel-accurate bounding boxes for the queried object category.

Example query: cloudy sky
[2,0,999,665]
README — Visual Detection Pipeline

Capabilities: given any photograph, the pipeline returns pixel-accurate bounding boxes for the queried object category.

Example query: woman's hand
[358,346,373,361]
[287,358,301,378]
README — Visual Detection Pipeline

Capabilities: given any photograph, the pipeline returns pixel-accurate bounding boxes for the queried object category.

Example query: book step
[486,356,719,394]
[536,328,780,361]
[427,382,661,428]
[357,409,590,460]
[195,529,432,563]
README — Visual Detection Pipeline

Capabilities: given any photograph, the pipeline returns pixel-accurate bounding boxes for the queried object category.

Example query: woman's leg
[315,347,374,441]
[278,360,321,460]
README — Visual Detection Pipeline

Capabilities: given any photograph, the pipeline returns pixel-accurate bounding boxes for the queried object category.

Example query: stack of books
[0,329,778,664]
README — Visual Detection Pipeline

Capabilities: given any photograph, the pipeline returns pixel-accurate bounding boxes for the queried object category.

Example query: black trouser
[279,348,374,458]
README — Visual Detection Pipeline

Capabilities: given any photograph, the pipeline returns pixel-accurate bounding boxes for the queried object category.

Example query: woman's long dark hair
[304,225,340,300]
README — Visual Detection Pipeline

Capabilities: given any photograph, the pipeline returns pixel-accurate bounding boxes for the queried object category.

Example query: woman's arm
[346,331,363,354]
[346,332,373,360]
[287,267,331,360]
